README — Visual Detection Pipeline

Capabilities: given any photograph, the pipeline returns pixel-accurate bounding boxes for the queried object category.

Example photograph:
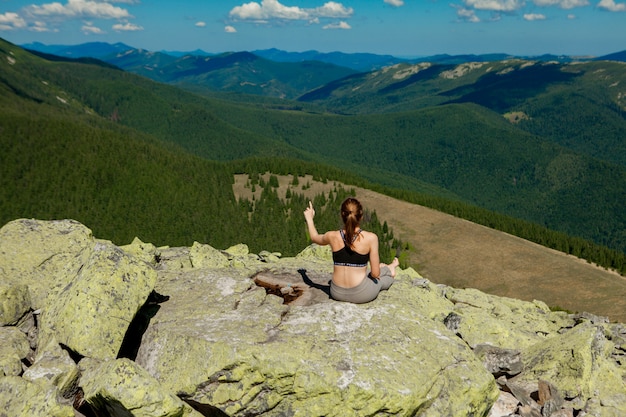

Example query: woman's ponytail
[340,198,363,247]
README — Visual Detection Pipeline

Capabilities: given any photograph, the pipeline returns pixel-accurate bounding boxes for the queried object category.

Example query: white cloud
[82,23,104,34]
[195,21,206,27]
[322,20,351,29]
[462,0,524,11]
[524,12,547,19]
[31,21,53,32]
[225,25,237,32]
[598,0,626,11]
[112,21,142,31]
[532,0,589,9]
[0,12,27,30]
[229,0,353,22]
[384,0,405,6]
[25,0,133,20]
[455,6,481,21]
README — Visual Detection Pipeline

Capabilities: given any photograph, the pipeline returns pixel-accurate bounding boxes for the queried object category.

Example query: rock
[443,287,575,350]
[22,340,80,400]
[1,219,625,416]
[474,344,523,377]
[189,242,230,269]
[511,321,626,415]
[121,237,160,265]
[0,283,30,326]
[0,375,75,417]
[79,357,202,417]
[487,391,519,417]
[136,263,500,416]
[0,326,30,376]
[0,218,94,310]
[37,240,157,360]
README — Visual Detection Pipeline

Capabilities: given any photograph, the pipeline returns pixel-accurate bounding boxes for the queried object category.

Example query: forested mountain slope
[103,49,358,99]
[0,38,399,260]
[1,37,625,268]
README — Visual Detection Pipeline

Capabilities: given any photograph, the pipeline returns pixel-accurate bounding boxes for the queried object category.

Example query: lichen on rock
[1,218,625,417]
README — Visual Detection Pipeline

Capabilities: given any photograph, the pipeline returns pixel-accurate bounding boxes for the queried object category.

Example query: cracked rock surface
[1,219,625,417]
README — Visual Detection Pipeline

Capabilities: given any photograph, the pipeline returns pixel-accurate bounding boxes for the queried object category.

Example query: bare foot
[385,257,400,277]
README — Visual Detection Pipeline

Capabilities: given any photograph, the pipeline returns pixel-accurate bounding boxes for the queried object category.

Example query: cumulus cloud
[25,0,133,20]
[455,6,481,22]
[0,12,27,30]
[532,0,589,8]
[384,0,405,6]
[322,20,351,29]
[462,0,524,11]
[598,0,626,11]
[224,25,237,32]
[524,12,547,19]
[31,21,53,32]
[112,21,142,31]
[195,21,206,27]
[229,0,353,23]
[82,23,104,34]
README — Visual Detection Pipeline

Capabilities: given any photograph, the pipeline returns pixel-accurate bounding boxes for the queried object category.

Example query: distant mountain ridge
[21,41,626,101]
[22,41,626,72]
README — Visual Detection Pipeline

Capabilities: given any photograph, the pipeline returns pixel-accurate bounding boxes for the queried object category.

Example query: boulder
[511,322,626,415]
[79,357,202,417]
[0,375,75,417]
[0,283,30,326]
[136,257,500,416]
[0,219,625,417]
[37,240,158,360]
[0,218,94,310]
[0,326,30,376]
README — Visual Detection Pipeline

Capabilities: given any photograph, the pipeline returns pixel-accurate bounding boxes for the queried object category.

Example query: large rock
[0,326,30,377]
[37,240,158,360]
[136,247,500,416]
[1,220,625,417]
[0,219,94,310]
[79,357,203,417]
[0,283,30,326]
[0,375,75,417]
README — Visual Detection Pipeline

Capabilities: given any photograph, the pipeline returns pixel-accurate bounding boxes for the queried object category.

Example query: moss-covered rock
[37,240,157,360]
[79,357,203,417]
[0,283,30,326]
[1,219,625,416]
[0,326,30,377]
[0,219,94,310]
[443,287,575,350]
[0,375,75,417]
[137,259,500,416]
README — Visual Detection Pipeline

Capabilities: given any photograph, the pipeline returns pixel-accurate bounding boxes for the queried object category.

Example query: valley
[233,173,626,322]
[2,37,626,319]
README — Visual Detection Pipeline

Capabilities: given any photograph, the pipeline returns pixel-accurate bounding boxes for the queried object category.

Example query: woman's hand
[304,201,315,223]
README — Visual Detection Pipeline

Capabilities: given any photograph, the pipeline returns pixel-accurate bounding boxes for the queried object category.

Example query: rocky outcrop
[1,218,625,416]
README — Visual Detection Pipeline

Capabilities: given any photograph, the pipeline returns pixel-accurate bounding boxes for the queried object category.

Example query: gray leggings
[330,266,394,304]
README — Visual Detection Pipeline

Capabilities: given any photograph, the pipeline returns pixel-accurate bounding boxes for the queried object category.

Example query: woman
[304,197,398,303]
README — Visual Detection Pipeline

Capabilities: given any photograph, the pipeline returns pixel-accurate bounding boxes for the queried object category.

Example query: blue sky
[0,0,624,57]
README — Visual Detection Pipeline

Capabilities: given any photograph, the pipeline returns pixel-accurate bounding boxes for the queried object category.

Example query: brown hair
[340,197,363,247]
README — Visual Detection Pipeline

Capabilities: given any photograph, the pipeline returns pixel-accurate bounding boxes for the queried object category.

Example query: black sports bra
[332,230,369,267]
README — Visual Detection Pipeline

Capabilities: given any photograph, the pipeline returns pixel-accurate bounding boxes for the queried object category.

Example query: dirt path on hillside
[233,174,626,322]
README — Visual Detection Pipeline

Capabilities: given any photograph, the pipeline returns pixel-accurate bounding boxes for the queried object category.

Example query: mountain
[21,41,133,59]
[104,49,359,99]
[2,37,626,268]
[160,48,213,57]
[252,48,405,72]
[596,50,626,62]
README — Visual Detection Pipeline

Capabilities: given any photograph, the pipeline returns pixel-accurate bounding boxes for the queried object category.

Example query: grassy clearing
[234,173,626,322]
